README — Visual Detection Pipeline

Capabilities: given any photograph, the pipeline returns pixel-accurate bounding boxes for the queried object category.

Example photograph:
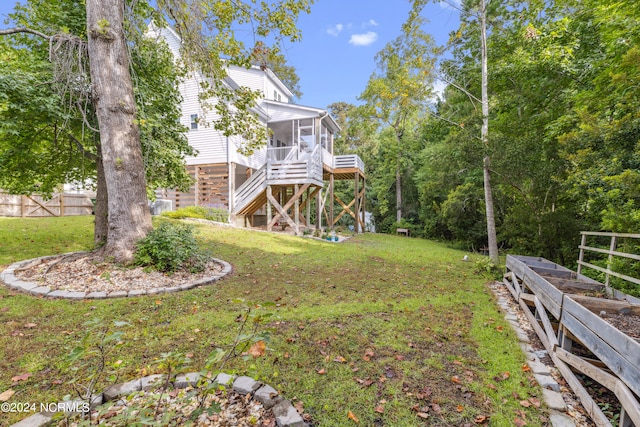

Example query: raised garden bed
[504,254,640,427]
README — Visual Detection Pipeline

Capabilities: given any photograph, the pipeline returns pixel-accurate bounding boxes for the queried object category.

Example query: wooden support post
[354,171,360,233]
[361,176,366,232]
[329,173,334,230]
[267,185,273,232]
[294,184,300,235]
[21,196,26,218]
[306,187,311,228]
[59,194,65,217]
[316,189,322,230]
[194,166,200,206]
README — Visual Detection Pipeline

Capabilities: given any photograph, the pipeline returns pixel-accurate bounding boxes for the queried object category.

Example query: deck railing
[334,154,365,172]
[267,144,323,183]
[233,165,267,214]
[577,231,640,289]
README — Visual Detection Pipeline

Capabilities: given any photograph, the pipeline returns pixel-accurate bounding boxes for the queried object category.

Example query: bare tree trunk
[86,0,151,262]
[396,166,402,223]
[480,0,499,263]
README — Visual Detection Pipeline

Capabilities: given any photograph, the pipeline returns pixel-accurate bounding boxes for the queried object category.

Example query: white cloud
[349,31,378,46]
[367,19,378,27]
[327,24,343,37]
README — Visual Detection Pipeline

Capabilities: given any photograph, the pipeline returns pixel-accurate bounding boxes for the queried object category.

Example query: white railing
[334,154,365,172]
[322,148,333,168]
[267,146,298,162]
[233,165,267,214]
[267,144,323,182]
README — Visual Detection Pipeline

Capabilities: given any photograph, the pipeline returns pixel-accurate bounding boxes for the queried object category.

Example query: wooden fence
[0,192,94,217]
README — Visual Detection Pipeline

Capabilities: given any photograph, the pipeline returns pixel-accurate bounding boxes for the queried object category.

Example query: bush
[134,222,211,273]
[162,206,229,222]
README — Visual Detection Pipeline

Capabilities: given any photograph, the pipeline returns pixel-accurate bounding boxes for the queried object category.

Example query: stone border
[491,283,580,427]
[0,252,232,299]
[11,373,306,427]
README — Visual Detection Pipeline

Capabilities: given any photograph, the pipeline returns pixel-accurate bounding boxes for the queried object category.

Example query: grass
[0,216,548,426]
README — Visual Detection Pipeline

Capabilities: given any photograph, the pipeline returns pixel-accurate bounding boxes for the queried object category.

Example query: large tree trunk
[94,148,108,247]
[86,0,152,262]
[480,0,499,264]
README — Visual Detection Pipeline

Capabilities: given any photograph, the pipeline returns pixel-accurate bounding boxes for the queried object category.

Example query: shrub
[134,222,211,273]
[161,206,229,223]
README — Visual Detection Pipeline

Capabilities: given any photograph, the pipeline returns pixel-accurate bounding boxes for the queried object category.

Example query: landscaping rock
[254,384,283,409]
[103,378,142,401]
[141,374,166,390]
[175,372,202,388]
[29,286,51,296]
[215,373,235,388]
[527,358,551,375]
[535,374,561,392]
[232,376,262,395]
[548,409,576,427]
[543,389,567,411]
[10,411,55,427]
[85,291,107,299]
[272,400,305,427]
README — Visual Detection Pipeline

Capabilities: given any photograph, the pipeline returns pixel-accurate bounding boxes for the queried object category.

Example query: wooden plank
[544,277,606,294]
[518,297,553,353]
[555,347,640,426]
[531,266,576,280]
[548,351,613,427]
[534,296,559,347]
[561,306,640,397]
[503,275,520,300]
[523,267,563,319]
[570,294,640,316]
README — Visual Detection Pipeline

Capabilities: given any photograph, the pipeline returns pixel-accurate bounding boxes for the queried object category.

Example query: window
[273,90,278,101]
[190,114,198,130]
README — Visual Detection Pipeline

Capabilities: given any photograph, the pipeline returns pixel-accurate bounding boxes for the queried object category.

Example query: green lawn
[0,216,546,426]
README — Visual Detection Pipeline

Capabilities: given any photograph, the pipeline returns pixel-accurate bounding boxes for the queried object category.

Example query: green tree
[0,0,312,262]
[359,14,436,224]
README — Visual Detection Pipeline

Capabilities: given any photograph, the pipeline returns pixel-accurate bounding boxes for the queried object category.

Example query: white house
[151,26,366,234]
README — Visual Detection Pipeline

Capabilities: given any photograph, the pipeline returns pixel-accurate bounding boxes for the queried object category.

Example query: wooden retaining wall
[504,255,640,427]
[0,192,93,217]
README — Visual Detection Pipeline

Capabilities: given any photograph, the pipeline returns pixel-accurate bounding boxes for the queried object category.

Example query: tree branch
[0,27,51,40]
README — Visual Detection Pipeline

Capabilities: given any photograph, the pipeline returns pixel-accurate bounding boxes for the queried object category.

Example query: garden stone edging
[0,252,232,299]
[11,373,306,427]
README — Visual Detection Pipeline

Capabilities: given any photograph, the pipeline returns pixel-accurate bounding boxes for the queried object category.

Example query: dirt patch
[602,312,640,341]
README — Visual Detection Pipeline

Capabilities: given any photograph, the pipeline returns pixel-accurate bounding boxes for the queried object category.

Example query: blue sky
[0,0,460,109]
[287,0,460,108]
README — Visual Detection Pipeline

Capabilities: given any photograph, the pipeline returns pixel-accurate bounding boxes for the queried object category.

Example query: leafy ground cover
[0,216,547,426]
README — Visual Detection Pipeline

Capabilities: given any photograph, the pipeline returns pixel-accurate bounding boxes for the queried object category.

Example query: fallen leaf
[317,368,326,375]
[11,373,32,382]
[155,300,162,305]
[474,415,488,424]
[514,416,527,426]
[528,397,541,408]
[248,340,266,358]
[519,400,531,408]
[0,389,15,401]
[0,307,8,312]
[333,356,346,363]
[395,354,405,361]
[417,412,430,419]
[451,375,461,384]
[347,410,359,423]
[495,325,503,332]
[521,364,531,372]
[431,403,442,414]
[294,401,304,414]
[457,405,464,412]
[24,322,37,328]
[375,405,384,414]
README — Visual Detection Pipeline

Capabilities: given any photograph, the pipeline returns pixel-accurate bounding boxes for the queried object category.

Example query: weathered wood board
[562,295,640,398]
